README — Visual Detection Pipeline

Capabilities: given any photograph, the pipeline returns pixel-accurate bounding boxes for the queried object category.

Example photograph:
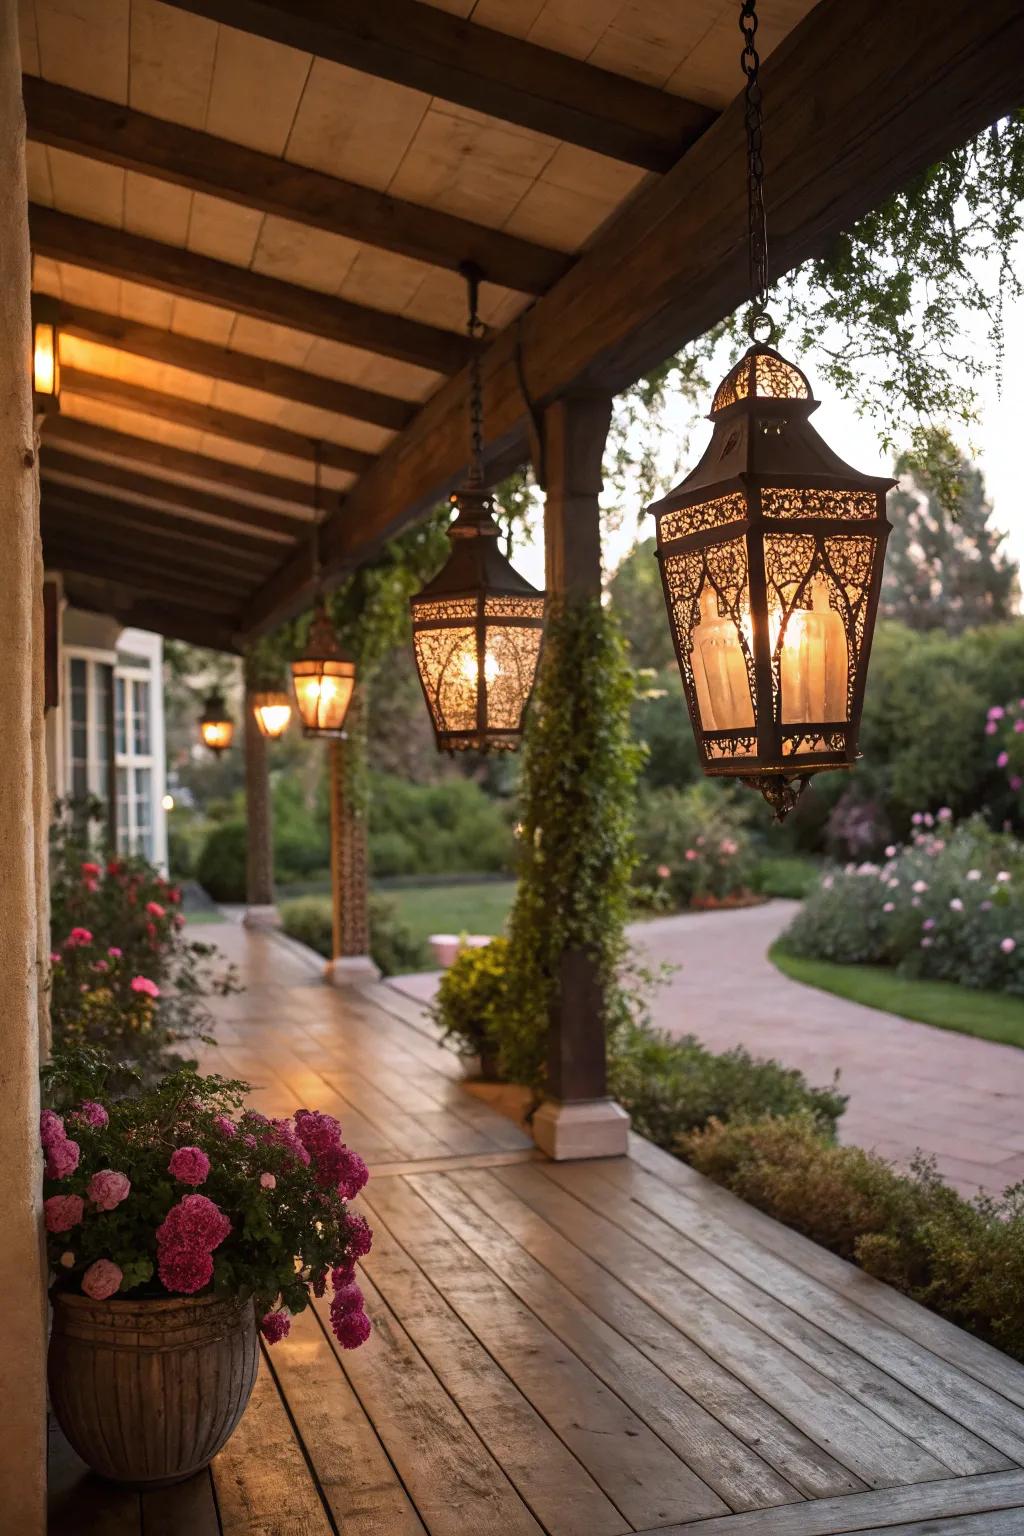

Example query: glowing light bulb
[459,648,500,685]
[33,322,56,396]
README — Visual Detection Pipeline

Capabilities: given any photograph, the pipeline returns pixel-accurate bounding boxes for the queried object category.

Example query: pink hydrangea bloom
[88,1170,131,1211]
[259,1172,277,1190]
[65,927,93,947]
[332,1307,372,1349]
[44,1194,84,1232]
[107,946,122,958]
[213,1115,237,1138]
[158,1245,214,1294]
[40,1109,65,1149]
[45,1135,80,1181]
[81,1259,123,1300]
[259,1309,291,1344]
[294,1110,353,1188]
[130,975,160,998]
[269,1117,311,1166]
[71,1101,109,1130]
[331,1280,363,1314]
[159,1194,231,1252]
[346,1213,373,1258]
[337,1149,369,1200]
[331,1262,356,1291]
[168,1146,210,1186]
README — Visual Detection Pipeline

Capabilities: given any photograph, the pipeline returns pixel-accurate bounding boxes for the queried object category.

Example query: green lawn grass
[382,880,517,950]
[770,941,1024,1050]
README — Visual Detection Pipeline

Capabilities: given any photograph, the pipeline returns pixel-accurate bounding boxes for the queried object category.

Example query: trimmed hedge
[279,893,430,978]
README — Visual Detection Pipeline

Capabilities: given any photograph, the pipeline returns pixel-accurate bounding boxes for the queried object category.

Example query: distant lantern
[290,598,356,739]
[410,261,544,753]
[411,489,545,753]
[648,343,893,819]
[32,295,60,416]
[251,690,292,741]
[198,689,234,755]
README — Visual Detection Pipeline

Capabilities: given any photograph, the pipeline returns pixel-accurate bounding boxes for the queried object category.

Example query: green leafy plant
[634,783,757,912]
[431,938,511,1073]
[278,893,431,977]
[40,1055,374,1350]
[50,802,238,1078]
[683,1111,1024,1363]
[502,601,645,1089]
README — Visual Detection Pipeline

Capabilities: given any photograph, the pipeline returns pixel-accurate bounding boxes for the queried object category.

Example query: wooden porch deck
[50,922,1024,1536]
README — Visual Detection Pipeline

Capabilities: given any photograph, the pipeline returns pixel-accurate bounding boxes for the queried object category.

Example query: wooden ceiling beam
[42,418,318,521]
[59,366,375,476]
[55,304,415,432]
[60,577,242,651]
[24,77,568,297]
[41,512,259,593]
[29,206,474,374]
[40,479,281,566]
[42,541,245,612]
[162,0,715,173]
[240,0,1024,635]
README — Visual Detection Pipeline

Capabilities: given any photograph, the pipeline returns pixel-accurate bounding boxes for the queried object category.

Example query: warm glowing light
[33,322,57,396]
[161,793,175,812]
[251,690,292,740]
[290,599,357,738]
[458,647,501,685]
[198,691,234,755]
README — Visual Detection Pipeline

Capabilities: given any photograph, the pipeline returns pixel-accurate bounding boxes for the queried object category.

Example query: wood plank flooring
[48,922,1024,1535]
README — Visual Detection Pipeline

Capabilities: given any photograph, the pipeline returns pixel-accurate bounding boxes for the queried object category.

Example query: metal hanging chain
[460,260,486,490]
[740,0,776,344]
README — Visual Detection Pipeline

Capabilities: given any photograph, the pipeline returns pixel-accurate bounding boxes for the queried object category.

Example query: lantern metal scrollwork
[647,0,893,819]
[290,444,357,739]
[410,264,545,753]
[198,689,234,755]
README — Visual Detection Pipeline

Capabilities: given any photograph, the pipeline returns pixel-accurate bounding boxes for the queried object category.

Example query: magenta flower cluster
[40,1109,80,1181]
[294,1110,370,1199]
[156,1194,232,1294]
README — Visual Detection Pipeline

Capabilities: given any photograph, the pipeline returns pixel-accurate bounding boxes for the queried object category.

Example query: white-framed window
[65,649,115,814]
[115,653,158,861]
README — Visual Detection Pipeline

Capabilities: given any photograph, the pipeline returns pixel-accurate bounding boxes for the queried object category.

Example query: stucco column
[242,682,278,928]
[326,687,378,983]
[532,393,629,1162]
[0,7,48,1528]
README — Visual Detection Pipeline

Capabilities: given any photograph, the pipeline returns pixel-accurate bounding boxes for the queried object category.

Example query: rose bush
[40,1053,373,1349]
[782,812,1024,993]
[634,783,756,912]
[50,799,238,1075]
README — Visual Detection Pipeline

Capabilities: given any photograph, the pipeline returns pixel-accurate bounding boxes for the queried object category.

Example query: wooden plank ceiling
[24,0,1022,649]
[23,0,815,649]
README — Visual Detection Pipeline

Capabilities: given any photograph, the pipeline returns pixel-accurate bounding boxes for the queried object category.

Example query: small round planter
[48,1289,259,1488]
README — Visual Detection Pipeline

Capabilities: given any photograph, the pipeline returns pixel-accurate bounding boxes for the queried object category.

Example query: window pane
[115,676,127,755]
[93,664,112,796]
[69,658,88,800]
[132,678,151,755]
[116,767,129,854]
[133,767,153,859]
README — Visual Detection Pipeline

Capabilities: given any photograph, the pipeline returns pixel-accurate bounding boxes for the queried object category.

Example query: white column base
[532,1098,630,1161]
[325,954,381,985]
[243,904,281,930]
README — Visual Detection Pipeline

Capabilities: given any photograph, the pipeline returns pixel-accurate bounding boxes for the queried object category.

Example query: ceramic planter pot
[48,1289,258,1488]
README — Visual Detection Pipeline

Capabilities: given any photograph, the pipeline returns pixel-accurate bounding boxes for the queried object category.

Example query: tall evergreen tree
[882,457,1018,633]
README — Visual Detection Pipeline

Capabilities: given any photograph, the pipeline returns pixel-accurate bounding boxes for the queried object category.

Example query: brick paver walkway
[395,901,1024,1198]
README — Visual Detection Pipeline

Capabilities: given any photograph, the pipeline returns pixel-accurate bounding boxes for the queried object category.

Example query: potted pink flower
[42,1057,372,1488]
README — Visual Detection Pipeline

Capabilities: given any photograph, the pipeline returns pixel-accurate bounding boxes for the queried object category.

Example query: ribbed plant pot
[48,1289,259,1488]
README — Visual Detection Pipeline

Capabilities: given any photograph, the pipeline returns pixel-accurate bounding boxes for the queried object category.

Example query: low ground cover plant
[51,802,238,1076]
[40,1051,373,1350]
[782,813,1024,992]
[684,1111,1024,1363]
[279,894,430,975]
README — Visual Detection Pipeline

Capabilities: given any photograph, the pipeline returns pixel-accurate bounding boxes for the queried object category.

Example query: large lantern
[649,344,892,817]
[251,690,292,740]
[291,597,356,739]
[648,0,893,819]
[411,488,545,752]
[411,263,544,752]
[198,689,234,755]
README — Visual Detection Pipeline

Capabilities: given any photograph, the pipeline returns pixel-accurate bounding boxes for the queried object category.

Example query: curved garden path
[628,901,1024,1198]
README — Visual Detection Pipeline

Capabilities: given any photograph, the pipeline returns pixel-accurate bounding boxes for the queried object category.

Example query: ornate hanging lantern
[251,690,292,740]
[647,0,892,819]
[290,446,357,739]
[410,264,545,752]
[198,689,234,755]
[32,294,61,417]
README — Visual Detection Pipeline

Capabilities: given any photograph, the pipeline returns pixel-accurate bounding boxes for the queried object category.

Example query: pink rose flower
[65,927,93,948]
[45,1136,80,1181]
[146,901,166,918]
[80,861,101,878]
[71,1101,109,1130]
[259,1172,277,1190]
[130,975,160,998]
[656,864,671,880]
[213,1115,237,1138]
[107,946,122,958]
[332,1307,372,1349]
[684,849,698,862]
[1001,937,1017,955]
[259,1309,291,1344]
[44,1194,84,1233]
[168,1146,210,1186]
[81,1259,123,1300]
[88,1170,131,1211]
[49,951,61,965]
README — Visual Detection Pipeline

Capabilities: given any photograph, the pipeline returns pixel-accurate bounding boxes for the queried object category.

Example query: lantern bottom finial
[740,772,812,823]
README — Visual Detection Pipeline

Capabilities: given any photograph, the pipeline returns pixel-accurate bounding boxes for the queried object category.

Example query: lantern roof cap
[411,488,544,608]
[298,595,355,666]
[710,344,814,418]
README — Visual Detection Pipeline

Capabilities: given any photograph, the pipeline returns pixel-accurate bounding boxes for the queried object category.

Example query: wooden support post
[326,688,378,984]
[242,681,278,928]
[0,4,47,1526]
[532,393,629,1162]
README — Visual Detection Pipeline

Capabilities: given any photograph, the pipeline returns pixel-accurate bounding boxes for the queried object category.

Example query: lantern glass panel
[412,625,479,736]
[199,719,233,752]
[292,661,355,736]
[483,620,544,730]
[34,322,58,397]
[252,691,292,739]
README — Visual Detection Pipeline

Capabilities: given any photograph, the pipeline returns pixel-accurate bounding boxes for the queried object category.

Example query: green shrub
[634,783,756,910]
[431,938,511,1071]
[753,855,820,899]
[608,1022,846,1150]
[369,774,515,877]
[196,820,247,903]
[683,1112,1024,1362]
[784,814,1024,992]
[278,894,430,977]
